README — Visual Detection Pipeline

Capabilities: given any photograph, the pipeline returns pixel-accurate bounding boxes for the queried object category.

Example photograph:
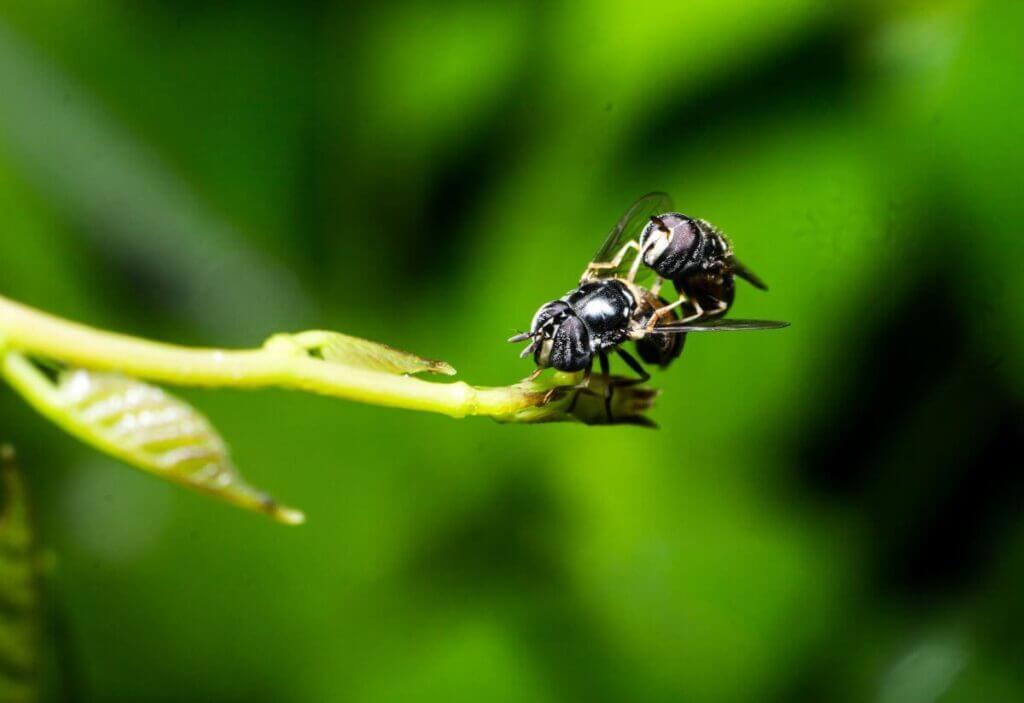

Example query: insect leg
[626,244,647,281]
[706,298,728,317]
[679,299,706,323]
[582,240,641,280]
[598,351,613,420]
[644,293,697,332]
[524,368,544,383]
[578,362,593,389]
[628,216,670,281]
[649,276,664,297]
[566,360,594,414]
[614,347,650,383]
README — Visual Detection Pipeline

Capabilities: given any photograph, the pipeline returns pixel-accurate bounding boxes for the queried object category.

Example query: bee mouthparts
[508,332,531,343]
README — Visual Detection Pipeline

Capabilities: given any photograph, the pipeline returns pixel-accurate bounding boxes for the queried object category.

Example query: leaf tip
[428,361,457,377]
[273,505,306,526]
[257,493,305,525]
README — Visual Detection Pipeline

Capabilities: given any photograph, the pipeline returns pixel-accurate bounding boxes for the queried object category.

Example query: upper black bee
[510,193,787,415]
[581,192,768,325]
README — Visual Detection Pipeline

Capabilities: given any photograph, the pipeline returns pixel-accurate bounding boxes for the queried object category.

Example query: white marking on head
[536,339,553,367]
[643,227,671,265]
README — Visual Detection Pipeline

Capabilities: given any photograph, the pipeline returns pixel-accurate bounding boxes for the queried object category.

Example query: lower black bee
[512,278,782,379]
[510,194,788,418]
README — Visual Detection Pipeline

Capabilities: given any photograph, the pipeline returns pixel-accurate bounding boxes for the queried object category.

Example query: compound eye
[549,316,591,372]
[641,213,700,277]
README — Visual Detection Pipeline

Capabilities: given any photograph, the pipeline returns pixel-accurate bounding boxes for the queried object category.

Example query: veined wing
[582,192,673,283]
[646,318,790,334]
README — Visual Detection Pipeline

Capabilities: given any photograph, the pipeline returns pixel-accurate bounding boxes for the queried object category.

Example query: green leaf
[500,372,661,427]
[0,353,303,525]
[265,330,456,376]
[0,446,40,703]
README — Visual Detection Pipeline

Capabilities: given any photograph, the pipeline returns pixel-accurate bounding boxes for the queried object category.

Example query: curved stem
[0,294,545,420]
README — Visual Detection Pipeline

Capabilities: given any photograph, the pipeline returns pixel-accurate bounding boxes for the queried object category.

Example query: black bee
[511,278,781,380]
[581,192,768,328]
[510,194,787,417]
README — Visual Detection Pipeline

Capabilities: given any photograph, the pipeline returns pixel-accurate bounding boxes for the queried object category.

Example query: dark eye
[641,213,700,277]
[670,218,699,255]
[659,214,698,254]
[549,317,591,371]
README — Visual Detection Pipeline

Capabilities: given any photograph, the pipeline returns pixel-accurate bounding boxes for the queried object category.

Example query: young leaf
[0,353,303,525]
[499,373,661,427]
[264,330,456,376]
[0,446,40,703]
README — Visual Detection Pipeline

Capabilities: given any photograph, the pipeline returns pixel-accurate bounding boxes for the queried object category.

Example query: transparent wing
[583,192,674,282]
[646,318,790,335]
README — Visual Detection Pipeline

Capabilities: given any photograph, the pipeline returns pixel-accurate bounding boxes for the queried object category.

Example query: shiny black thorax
[564,280,634,345]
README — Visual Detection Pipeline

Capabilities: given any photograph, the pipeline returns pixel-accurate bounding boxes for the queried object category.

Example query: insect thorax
[564,280,635,347]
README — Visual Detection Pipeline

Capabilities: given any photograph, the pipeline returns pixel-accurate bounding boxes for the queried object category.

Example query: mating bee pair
[510,193,787,410]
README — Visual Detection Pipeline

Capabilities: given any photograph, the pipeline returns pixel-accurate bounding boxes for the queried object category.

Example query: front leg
[581,240,641,281]
[626,241,651,281]
[523,367,544,383]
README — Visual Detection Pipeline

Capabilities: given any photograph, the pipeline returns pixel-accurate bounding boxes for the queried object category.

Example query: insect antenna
[519,341,539,359]
[649,215,670,233]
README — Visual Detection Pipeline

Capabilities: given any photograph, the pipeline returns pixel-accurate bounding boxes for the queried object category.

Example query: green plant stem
[0,294,538,420]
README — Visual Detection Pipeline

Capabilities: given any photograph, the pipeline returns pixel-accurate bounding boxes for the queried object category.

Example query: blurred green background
[1,0,1023,701]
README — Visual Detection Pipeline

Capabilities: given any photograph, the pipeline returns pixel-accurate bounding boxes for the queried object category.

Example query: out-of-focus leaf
[929,0,1024,395]
[265,331,456,377]
[0,445,39,703]
[356,3,527,147]
[0,354,303,525]
[880,635,967,703]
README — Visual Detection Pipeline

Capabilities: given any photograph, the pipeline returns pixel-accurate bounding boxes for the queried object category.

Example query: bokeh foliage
[0,0,1022,701]
[0,447,40,703]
